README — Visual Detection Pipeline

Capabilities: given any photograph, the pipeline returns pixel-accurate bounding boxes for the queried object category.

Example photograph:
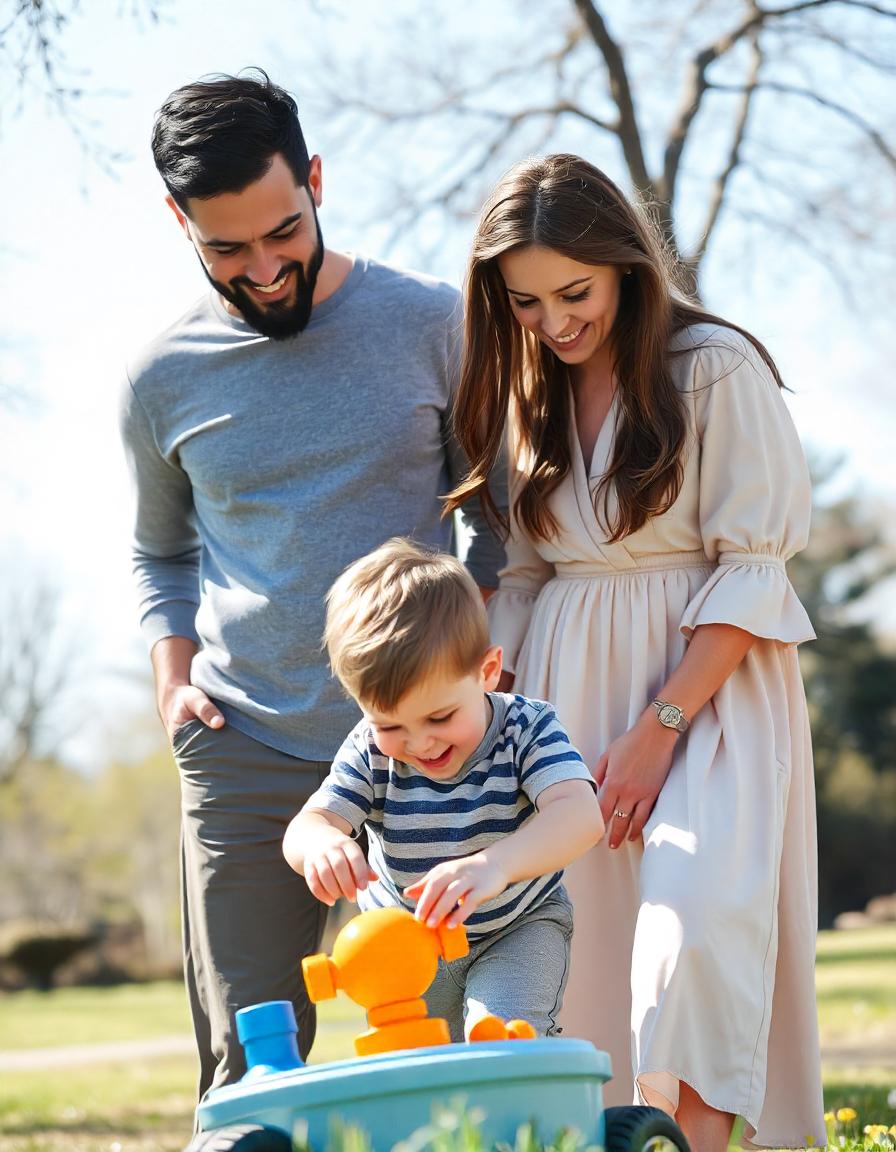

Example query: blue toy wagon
[187,909,690,1152]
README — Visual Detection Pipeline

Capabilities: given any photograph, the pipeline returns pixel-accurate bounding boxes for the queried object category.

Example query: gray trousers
[173,719,330,1100]
[423,888,574,1041]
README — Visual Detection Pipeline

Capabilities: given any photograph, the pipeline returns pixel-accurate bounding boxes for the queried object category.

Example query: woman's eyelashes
[511,289,591,309]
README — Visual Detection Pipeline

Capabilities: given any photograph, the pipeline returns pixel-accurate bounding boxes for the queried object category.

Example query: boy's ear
[480,645,503,691]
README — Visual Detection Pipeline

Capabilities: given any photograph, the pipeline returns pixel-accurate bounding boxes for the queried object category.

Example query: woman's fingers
[607,804,633,849]
[627,797,654,842]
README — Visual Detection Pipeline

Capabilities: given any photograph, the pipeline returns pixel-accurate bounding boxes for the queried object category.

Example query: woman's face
[497,245,624,370]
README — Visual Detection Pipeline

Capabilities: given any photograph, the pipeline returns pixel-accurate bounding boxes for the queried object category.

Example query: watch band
[652,699,689,733]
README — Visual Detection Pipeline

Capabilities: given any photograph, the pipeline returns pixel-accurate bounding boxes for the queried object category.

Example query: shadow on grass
[816,948,896,968]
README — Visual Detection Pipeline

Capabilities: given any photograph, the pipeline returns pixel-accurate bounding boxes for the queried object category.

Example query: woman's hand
[594,709,679,849]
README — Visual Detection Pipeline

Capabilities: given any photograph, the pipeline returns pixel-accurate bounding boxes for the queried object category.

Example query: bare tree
[0,0,167,167]
[299,0,896,298]
[0,575,87,782]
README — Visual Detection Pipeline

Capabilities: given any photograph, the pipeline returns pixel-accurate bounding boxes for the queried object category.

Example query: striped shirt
[305,692,594,939]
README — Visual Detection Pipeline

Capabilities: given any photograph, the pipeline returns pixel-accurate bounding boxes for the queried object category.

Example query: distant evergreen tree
[791,460,896,925]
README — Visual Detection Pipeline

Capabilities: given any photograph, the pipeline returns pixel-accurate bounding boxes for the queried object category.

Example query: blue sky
[1,1,893,767]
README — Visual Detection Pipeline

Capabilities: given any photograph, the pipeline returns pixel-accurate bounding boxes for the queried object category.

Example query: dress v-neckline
[570,385,618,484]
[567,388,638,568]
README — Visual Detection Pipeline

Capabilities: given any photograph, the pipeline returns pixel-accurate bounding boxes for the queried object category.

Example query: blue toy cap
[236,1000,298,1044]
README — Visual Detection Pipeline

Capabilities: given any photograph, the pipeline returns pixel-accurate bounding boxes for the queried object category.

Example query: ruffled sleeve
[487,462,556,673]
[678,332,815,645]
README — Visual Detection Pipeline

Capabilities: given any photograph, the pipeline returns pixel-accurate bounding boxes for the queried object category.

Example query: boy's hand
[405,853,507,929]
[304,839,378,906]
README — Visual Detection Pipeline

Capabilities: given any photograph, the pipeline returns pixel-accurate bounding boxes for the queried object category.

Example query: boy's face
[363,647,503,782]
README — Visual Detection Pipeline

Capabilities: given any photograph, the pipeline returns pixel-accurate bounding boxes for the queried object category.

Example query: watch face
[658,705,681,727]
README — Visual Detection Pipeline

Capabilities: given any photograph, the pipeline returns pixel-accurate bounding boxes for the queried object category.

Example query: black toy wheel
[184,1124,293,1152]
[604,1106,690,1152]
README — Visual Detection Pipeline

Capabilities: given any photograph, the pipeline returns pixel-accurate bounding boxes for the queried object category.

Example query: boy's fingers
[346,846,372,891]
[328,851,358,901]
[317,857,347,903]
[427,879,471,928]
[412,878,442,923]
[305,862,335,906]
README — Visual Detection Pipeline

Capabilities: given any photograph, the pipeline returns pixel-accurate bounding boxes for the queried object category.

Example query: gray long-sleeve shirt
[120,255,505,761]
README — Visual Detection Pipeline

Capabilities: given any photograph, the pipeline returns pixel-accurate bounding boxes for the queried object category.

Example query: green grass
[0,982,193,1050]
[815,925,896,1050]
[0,982,365,1053]
[0,994,365,1152]
[0,926,893,1152]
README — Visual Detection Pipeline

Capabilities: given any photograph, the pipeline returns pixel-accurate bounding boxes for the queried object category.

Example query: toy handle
[435,921,469,962]
[302,953,339,1002]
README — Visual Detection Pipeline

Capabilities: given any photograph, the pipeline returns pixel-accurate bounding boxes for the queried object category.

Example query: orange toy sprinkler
[302,906,468,1056]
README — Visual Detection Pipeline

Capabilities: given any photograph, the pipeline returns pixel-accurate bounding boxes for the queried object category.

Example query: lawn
[0,925,893,1152]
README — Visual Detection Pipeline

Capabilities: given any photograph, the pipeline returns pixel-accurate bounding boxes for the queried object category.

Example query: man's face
[171,153,325,340]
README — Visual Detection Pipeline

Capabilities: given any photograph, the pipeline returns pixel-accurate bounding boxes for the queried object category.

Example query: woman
[446,154,825,1152]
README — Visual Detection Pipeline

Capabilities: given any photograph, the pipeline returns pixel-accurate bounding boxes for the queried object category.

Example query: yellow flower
[825,1112,836,1124]
[865,1124,887,1136]
[837,1107,858,1122]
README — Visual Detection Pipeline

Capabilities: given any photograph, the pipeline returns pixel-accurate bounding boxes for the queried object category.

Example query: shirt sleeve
[486,457,556,673]
[442,295,509,588]
[679,335,815,644]
[304,726,375,835]
[516,701,595,803]
[119,371,201,649]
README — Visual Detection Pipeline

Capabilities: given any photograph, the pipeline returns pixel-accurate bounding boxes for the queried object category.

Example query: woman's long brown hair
[444,154,782,543]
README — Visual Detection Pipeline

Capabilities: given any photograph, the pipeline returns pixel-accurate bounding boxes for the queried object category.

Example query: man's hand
[405,854,508,929]
[152,635,224,741]
[161,683,225,741]
[304,837,379,907]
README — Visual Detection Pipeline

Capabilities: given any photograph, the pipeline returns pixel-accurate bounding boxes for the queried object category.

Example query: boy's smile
[364,647,503,781]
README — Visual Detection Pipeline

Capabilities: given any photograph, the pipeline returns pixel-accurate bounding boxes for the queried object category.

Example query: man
[119,69,504,1099]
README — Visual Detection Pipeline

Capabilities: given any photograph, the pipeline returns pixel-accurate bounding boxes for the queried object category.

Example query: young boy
[283,538,604,1040]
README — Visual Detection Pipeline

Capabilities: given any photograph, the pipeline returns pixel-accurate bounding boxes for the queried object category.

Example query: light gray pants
[423,888,574,1041]
[173,719,330,1101]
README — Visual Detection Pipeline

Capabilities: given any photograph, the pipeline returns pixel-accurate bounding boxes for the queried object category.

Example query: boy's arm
[283,807,377,906]
[406,778,603,928]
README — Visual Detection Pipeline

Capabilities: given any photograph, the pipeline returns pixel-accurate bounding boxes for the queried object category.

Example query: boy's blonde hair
[325,538,491,711]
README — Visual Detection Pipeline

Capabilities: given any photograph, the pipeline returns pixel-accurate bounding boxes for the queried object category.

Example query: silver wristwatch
[652,699,689,733]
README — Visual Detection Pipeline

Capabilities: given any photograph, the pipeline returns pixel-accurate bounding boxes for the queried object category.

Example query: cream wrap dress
[488,325,825,1148]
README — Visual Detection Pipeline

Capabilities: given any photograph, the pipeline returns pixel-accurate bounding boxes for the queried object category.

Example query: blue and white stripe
[306,692,593,939]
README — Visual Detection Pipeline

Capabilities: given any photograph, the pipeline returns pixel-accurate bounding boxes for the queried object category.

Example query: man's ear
[165,194,192,240]
[307,154,323,208]
[480,645,503,692]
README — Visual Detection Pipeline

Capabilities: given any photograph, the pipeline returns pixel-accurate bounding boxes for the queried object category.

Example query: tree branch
[710,79,896,169]
[660,0,896,215]
[572,0,652,191]
[690,29,764,274]
[733,205,860,309]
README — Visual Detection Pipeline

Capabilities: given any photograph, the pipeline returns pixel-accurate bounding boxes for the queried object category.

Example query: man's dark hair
[151,68,311,214]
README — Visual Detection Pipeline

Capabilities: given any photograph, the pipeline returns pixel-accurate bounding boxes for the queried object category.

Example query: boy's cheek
[374,732,403,760]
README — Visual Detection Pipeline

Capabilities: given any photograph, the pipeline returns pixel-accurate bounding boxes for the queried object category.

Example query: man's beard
[199,211,325,340]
